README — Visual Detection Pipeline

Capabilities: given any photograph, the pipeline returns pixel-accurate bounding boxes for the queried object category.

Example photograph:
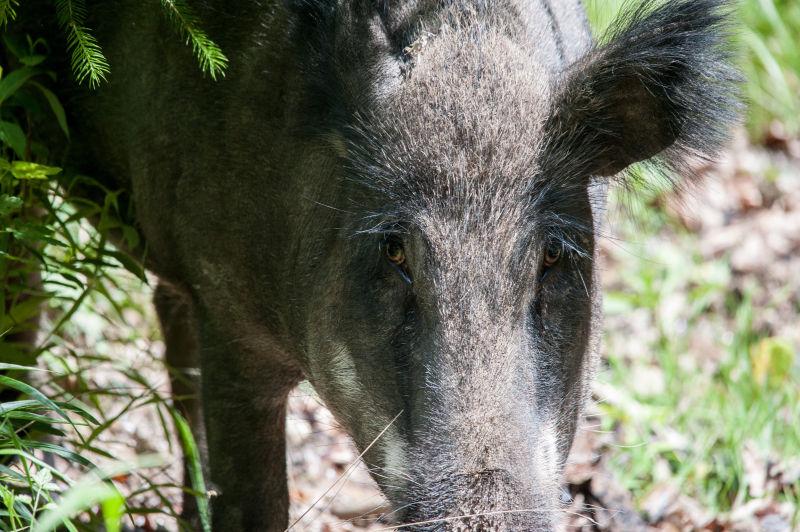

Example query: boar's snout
[398,469,557,531]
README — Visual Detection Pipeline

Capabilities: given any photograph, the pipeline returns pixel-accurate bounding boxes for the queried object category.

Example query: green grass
[739,0,800,138]
[598,187,800,523]
[1,267,208,531]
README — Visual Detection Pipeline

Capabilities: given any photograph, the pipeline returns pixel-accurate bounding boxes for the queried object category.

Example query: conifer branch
[159,0,228,80]
[54,0,110,88]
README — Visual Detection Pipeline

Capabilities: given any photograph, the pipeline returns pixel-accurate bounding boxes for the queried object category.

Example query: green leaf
[0,193,23,216]
[3,411,73,427]
[30,82,70,138]
[0,363,48,372]
[0,399,43,415]
[8,221,63,247]
[23,420,69,437]
[0,375,75,428]
[33,468,54,490]
[750,337,795,389]
[0,398,100,425]
[121,224,140,250]
[101,495,125,532]
[20,55,46,66]
[173,410,211,532]
[0,120,27,158]
[2,33,29,62]
[9,161,62,180]
[24,441,95,469]
[103,249,146,282]
[31,479,123,532]
[0,66,41,105]
[0,295,48,335]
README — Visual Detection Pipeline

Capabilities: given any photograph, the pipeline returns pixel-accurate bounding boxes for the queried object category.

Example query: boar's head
[290,0,739,529]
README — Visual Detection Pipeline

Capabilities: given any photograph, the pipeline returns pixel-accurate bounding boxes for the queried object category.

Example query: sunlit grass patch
[739,0,800,138]
[599,186,800,525]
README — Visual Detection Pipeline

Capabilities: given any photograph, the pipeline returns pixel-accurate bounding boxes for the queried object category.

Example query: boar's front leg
[154,282,207,528]
[199,320,301,531]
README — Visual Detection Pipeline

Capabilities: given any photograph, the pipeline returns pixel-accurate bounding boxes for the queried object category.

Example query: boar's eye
[539,241,563,283]
[542,241,562,269]
[384,236,412,284]
[385,237,405,265]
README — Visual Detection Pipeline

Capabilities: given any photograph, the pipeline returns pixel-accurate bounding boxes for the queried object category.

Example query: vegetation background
[0,0,798,530]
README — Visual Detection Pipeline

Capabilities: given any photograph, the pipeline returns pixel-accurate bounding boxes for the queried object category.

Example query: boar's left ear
[546,0,741,179]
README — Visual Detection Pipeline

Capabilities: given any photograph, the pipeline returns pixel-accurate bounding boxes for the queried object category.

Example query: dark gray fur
[31,0,739,529]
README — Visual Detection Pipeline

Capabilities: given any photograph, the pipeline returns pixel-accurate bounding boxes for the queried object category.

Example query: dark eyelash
[543,230,590,261]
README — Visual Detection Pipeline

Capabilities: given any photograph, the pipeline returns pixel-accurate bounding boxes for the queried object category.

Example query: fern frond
[54,0,110,88]
[0,0,18,27]
[159,0,228,80]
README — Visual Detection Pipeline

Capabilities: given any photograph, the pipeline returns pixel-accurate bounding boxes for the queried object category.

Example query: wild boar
[40,0,739,529]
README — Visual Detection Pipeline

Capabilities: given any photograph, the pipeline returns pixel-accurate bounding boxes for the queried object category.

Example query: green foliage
[159,0,228,81]
[0,0,18,27]
[53,0,110,88]
[1,34,210,531]
[29,457,167,532]
[172,411,211,532]
[0,368,104,532]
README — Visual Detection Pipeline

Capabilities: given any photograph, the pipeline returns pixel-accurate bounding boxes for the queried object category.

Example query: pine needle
[159,0,228,80]
[54,0,110,88]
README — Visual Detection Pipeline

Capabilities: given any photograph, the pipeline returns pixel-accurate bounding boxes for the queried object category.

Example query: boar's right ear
[546,0,741,180]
